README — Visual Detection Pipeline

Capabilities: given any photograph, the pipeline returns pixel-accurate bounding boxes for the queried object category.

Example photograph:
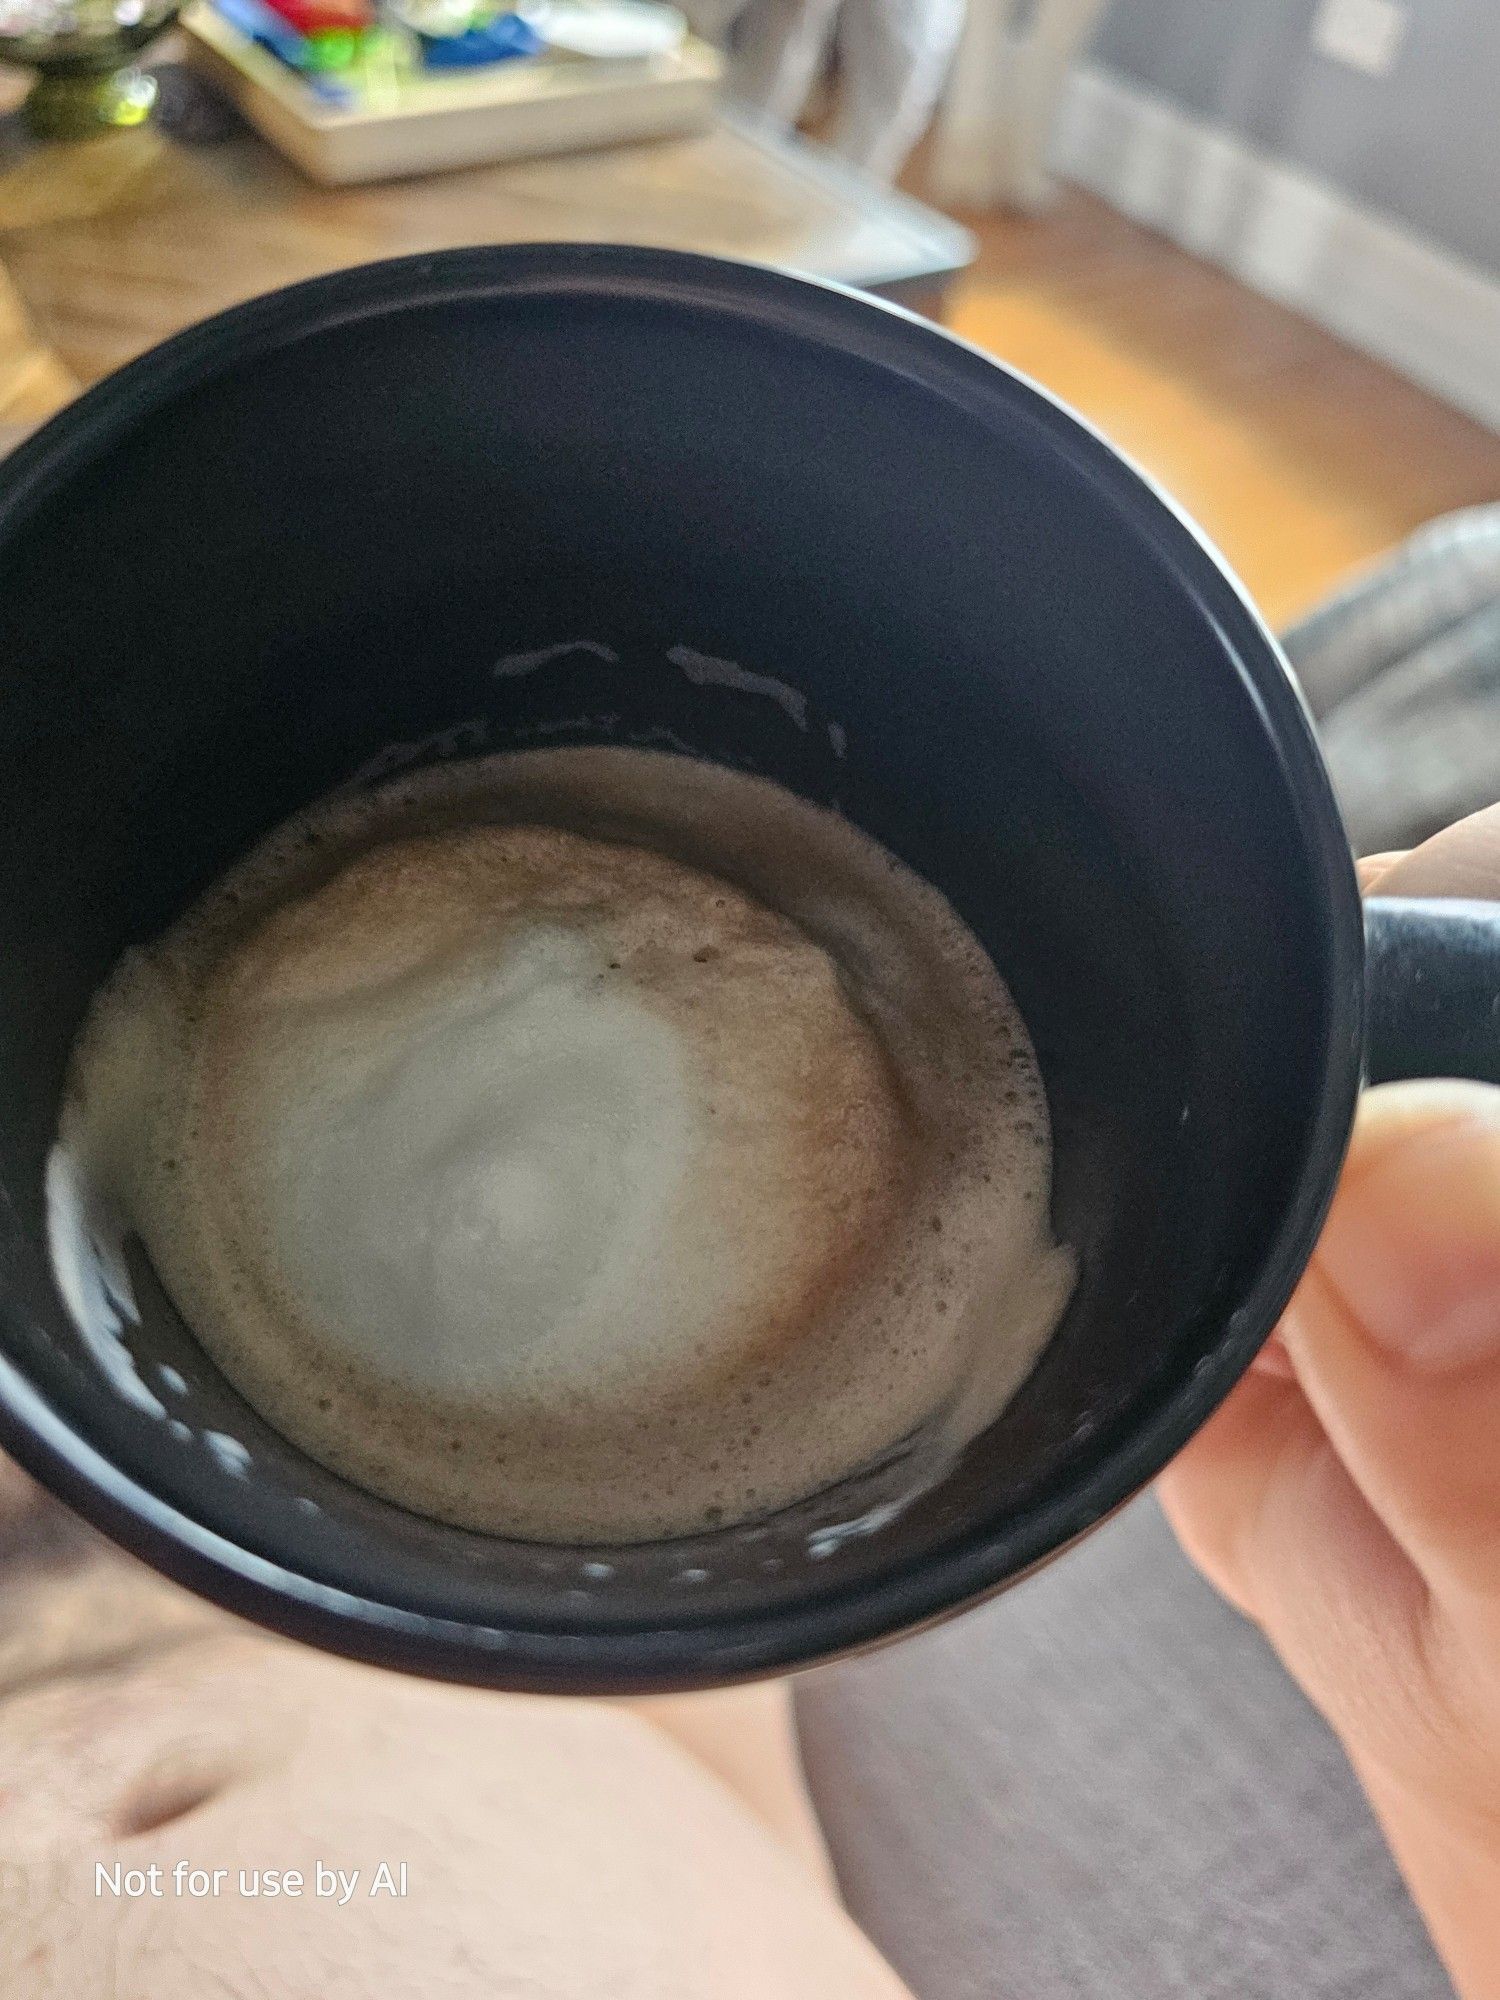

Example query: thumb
[1282,1079,1500,1616]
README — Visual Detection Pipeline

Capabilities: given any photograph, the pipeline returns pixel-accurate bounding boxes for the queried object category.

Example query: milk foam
[51,748,1075,1542]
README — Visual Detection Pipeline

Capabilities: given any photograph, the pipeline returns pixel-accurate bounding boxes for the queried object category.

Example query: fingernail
[1317,1084,1500,1372]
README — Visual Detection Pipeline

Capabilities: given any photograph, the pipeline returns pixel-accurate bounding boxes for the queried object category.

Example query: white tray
[182,1,723,184]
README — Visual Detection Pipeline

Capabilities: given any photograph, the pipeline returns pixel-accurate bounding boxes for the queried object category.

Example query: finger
[1281,1081,1500,1616]
[1158,1357,1443,1788]
[1251,1329,1295,1378]
[1358,850,1408,893]
[1162,1081,1499,1613]
[1158,1366,1322,1620]
[1371,800,1500,900]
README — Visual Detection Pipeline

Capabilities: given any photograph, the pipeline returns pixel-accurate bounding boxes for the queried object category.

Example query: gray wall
[1090,0,1500,274]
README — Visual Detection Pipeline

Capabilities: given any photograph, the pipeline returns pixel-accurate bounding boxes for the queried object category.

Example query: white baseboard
[1052,64,1500,434]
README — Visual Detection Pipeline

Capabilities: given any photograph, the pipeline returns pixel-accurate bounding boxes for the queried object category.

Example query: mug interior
[0,249,1359,1687]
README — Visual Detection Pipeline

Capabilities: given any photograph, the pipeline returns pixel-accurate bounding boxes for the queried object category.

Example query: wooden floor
[925,182,1500,627]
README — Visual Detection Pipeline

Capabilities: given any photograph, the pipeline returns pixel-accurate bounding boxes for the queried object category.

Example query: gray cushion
[1286,505,1500,854]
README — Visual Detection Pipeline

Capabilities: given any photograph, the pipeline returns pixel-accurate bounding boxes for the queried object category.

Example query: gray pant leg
[797,1498,1448,1999]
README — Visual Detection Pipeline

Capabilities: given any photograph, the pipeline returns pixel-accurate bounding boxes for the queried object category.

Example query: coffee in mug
[49,745,1075,1543]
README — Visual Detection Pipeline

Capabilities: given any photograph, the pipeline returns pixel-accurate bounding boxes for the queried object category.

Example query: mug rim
[0,243,1365,1691]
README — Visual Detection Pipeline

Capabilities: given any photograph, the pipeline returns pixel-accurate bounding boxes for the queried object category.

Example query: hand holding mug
[1,247,1497,1689]
[1163,802,1500,2000]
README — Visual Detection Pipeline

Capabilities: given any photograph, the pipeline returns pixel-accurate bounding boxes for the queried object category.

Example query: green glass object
[0,0,180,137]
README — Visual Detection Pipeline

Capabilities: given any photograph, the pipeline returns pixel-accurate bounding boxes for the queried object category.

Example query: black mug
[0,246,1495,1693]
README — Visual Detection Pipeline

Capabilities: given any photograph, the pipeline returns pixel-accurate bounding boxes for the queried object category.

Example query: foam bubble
[51,747,1074,1542]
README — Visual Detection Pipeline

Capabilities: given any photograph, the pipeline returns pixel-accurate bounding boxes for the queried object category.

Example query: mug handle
[1364,898,1500,1086]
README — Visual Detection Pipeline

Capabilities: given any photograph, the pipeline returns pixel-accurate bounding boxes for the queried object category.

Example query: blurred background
[3,0,1497,639]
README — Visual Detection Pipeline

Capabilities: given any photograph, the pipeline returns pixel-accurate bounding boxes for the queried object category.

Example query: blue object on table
[211,0,355,97]
[419,11,542,64]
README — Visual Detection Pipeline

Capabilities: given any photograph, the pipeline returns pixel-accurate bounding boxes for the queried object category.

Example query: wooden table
[0,74,972,434]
